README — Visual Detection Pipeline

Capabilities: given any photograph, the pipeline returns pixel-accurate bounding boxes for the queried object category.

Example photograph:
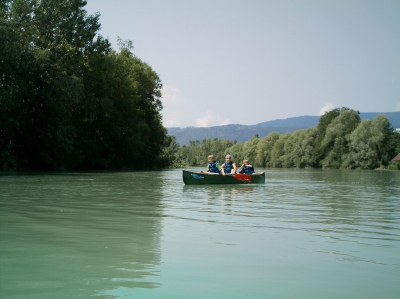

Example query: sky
[85,0,400,127]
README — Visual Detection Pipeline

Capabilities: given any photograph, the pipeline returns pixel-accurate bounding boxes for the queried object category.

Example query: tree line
[1,0,173,170]
[173,108,400,170]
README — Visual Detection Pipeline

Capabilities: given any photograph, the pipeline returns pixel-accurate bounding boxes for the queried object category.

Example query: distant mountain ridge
[168,112,400,145]
[253,115,320,128]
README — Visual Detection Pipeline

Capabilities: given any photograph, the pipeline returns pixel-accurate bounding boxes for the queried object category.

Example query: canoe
[182,170,265,185]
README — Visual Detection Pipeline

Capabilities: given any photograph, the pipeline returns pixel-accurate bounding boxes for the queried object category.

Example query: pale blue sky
[86,0,400,127]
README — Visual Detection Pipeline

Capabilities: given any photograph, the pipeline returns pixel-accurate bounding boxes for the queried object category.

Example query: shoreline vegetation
[1,0,174,171]
[1,2,399,172]
[171,108,400,171]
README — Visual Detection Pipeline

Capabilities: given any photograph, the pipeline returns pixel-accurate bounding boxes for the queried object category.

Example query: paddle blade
[233,174,252,182]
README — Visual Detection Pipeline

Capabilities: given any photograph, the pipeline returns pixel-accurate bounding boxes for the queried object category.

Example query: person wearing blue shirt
[221,155,237,175]
[239,159,255,174]
[201,155,224,175]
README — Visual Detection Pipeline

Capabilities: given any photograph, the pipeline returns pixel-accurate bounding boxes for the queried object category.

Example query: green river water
[0,169,399,299]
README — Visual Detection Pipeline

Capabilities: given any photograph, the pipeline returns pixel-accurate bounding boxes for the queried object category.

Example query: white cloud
[319,103,335,116]
[161,85,185,105]
[161,85,186,127]
[163,111,182,127]
[196,109,230,127]
[196,109,214,127]
[220,119,230,125]
[395,101,400,111]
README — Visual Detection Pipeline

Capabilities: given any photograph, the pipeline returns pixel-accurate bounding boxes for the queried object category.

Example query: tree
[1,0,168,170]
[239,134,259,164]
[254,132,280,167]
[299,127,319,168]
[270,134,291,168]
[313,108,342,163]
[281,129,318,168]
[224,141,245,165]
[159,135,180,167]
[342,115,395,169]
[341,120,377,169]
[370,115,395,166]
[223,134,259,166]
[1,0,38,170]
[320,109,360,168]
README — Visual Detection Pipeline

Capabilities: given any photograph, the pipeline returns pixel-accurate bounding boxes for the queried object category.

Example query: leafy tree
[299,127,319,168]
[243,135,260,164]
[342,115,396,169]
[255,132,280,167]
[270,134,291,168]
[222,134,259,167]
[341,120,378,169]
[1,0,168,170]
[201,138,234,164]
[391,133,400,156]
[223,141,244,165]
[320,109,360,168]
[313,107,358,165]
[387,161,400,170]
[281,130,306,168]
[159,135,180,167]
[281,129,319,168]
[313,108,342,162]
[370,115,396,166]
[174,138,234,167]
[1,0,37,170]
[76,47,166,169]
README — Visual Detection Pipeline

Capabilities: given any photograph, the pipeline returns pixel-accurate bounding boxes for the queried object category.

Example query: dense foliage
[174,108,400,170]
[1,0,171,170]
[174,138,236,167]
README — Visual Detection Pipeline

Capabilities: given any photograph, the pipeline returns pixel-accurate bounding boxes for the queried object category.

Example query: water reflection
[0,172,164,299]
[182,185,257,216]
[182,185,255,200]
[261,169,400,267]
[177,169,400,267]
[1,169,399,299]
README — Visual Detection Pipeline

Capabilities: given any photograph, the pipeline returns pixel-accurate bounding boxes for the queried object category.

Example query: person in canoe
[238,159,255,174]
[200,155,224,175]
[221,154,237,175]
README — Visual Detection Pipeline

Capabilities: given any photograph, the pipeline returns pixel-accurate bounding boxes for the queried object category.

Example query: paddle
[233,173,252,181]
[200,171,219,175]
[236,165,244,173]
[202,171,251,180]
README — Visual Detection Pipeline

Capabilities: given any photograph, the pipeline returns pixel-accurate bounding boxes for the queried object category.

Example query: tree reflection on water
[0,172,164,299]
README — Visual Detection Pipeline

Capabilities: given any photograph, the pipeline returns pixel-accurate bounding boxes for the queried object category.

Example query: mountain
[254,112,400,128]
[253,115,319,128]
[168,112,400,145]
[167,125,303,145]
[359,112,400,127]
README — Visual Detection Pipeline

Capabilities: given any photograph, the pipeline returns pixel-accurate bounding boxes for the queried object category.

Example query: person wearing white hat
[221,154,237,175]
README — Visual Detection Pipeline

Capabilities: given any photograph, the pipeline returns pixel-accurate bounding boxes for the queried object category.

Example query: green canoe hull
[182,170,265,185]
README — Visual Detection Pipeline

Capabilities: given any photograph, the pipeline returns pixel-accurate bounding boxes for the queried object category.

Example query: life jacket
[224,161,234,173]
[208,160,220,173]
[243,165,255,174]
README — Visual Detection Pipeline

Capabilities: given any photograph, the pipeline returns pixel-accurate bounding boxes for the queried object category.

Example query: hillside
[254,115,319,128]
[254,112,400,128]
[168,112,400,144]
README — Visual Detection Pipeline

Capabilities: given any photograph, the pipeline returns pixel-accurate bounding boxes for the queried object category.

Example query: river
[0,169,399,298]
